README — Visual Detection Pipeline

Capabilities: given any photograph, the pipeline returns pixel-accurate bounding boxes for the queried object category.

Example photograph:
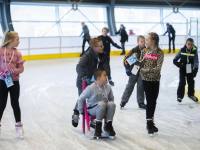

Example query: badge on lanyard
[4,47,15,88]
[186,64,192,74]
[132,65,140,75]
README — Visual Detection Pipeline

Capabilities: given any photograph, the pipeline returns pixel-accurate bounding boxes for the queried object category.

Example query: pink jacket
[0,47,25,81]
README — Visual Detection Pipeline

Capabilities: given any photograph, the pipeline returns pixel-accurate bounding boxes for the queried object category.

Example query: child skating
[0,30,25,139]
[78,69,116,139]
[173,38,199,103]
[140,32,164,137]
[121,35,146,109]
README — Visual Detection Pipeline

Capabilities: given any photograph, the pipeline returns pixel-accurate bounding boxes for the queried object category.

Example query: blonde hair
[102,27,109,33]
[148,32,159,47]
[137,35,145,42]
[89,38,102,48]
[1,30,18,48]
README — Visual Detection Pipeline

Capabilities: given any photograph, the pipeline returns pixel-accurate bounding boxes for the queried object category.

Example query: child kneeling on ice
[78,68,116,138]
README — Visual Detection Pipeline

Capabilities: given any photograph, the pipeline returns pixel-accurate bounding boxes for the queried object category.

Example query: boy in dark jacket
[120,35,146,109]
[72,38,110,127]
[97,27,122,86]
[173,38,199,103]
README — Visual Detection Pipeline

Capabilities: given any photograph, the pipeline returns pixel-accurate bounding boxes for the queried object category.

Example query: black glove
[81,111,85,115]
[117,46,122,49]
[192,68,198,78]
[173,59,180,68]
[125,66,132,76]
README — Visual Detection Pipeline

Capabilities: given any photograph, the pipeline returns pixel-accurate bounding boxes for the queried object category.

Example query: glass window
[115,8,160,22]
[11,5,56,21]
[13,22,59,37]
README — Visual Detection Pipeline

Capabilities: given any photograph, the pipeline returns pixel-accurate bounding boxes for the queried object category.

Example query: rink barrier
[22,49,180,60]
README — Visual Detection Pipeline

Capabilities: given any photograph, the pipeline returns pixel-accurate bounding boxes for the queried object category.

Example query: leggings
[0,80,21,123]
[143,80,159,119]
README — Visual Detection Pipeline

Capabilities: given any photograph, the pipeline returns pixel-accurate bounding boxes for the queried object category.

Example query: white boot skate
[15,122,24,139]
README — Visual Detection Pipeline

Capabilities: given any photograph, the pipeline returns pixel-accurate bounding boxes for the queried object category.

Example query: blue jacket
[173,45,199,69]
[80,25,91,40]
[164,25,176,37]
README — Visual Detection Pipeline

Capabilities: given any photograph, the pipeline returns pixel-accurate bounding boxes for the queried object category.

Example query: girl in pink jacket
[0,30,25,139]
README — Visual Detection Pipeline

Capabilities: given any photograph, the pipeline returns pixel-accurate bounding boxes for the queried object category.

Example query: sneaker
[109,80,115,86]
[177,97,182,103]
[15,122,24,139]
[90,119,96,129]
[104,121,116,136]
[138,103,147,109]
[72,112,79,127]
[94,121,102,137]
[120,102,126,108]
[188,96,198,102]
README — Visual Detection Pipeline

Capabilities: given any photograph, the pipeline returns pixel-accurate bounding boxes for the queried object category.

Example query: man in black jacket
[163,23,176,53]
[72,38,110,127]
[80,22,91,57]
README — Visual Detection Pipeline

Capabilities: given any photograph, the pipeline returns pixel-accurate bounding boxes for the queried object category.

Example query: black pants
[0,80,21,122]
[121,42,125,53]
[177,68,194,98]
[82,39,90,54]
[107,57,112,80]
[143,81,159,119]
[169,35,175,52]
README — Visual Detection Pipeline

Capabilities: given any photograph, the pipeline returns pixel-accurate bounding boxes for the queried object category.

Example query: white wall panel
[61,47,82,53]
[30,37,60,49]
[18,38,29,49]
[30,48,60,55]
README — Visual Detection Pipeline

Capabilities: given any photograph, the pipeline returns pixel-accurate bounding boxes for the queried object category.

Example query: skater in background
[173,38,199,103]
[163,23,176,53]
[72,38,110,128]
[0,30,25,139]
[80,22,91,57]
[120,35,146,109]
[78,69,116,138]
[97,27,122,86]
[115,24,128,55]
[140,32,164,136]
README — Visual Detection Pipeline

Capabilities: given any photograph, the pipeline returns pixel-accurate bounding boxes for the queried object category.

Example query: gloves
[125,66,132,76]
[82,76,93,85]
[192,68,198,78]
[173,59,180,68]
[5,69,14,75]
[117,46,122,49]
[0,72,6,78]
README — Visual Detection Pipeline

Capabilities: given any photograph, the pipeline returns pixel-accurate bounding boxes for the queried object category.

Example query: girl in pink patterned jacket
[0,30,25,139]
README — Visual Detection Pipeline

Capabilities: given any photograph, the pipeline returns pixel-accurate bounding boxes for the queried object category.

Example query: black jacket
[97,35,121,56]
[164,25,176,37]
[76,48,110,87]
[116,29,128,43]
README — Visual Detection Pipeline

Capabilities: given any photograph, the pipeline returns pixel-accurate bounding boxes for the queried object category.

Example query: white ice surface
[0,54,200,150]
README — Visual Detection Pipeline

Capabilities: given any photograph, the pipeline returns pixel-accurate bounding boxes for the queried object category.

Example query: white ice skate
[15,122,24,139]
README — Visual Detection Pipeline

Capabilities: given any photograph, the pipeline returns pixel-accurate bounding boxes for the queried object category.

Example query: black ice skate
[108,80,115,86]
[138,103,147,109]
[188,96,198,102]
[90,119,96,129]
[104,121,116,139]
[120,102,126,109]
[177,97,182,103]
[146,120,154,137]
[152,118,158,133]
[72,111,79,127]
[94,121,102,139]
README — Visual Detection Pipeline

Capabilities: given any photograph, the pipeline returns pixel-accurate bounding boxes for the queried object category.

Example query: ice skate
[188,96,198,102]
[90,119,96,129]
[72,111,79,127]
[108,80,115,86]
[138,103,147,109]
[120,102,126,109]
[15,122,24,139]
[94,121,102,139]
[177,97,182,103]
[152,118,158,134]
[104,121,116,140]
[146,120,154,137]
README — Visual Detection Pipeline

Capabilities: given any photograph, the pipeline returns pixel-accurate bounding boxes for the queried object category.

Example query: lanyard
[137,48,157,62]
[97,57,100,68]
[4,47,15,69]
[95,82,109,101]
[186,49,191,64]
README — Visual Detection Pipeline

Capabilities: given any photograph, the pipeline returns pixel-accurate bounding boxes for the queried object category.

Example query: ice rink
[0,54,200,150]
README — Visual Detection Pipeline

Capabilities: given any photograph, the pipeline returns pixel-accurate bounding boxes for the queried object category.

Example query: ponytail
[1,30,18,48]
